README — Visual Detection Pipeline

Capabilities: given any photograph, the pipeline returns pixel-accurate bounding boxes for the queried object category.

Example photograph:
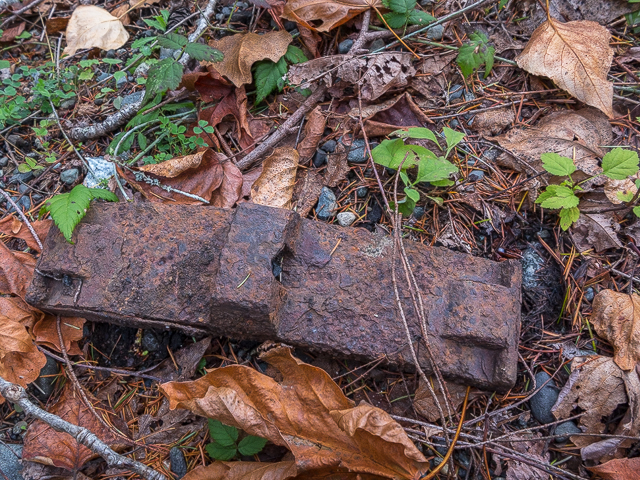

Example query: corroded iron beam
[26,202,522,391]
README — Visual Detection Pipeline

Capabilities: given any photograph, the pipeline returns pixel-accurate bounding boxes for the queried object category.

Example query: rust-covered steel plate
[26,202,522,391]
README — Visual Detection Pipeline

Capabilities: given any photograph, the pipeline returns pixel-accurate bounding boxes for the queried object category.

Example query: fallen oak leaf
[587,457,640,480]
[297,106,326,163]
[62,5,129,57]
[282,0,383,32]
[211,160,243,209]
[516,17,614,118]
[33,315,85,356]
[250,147,299,209]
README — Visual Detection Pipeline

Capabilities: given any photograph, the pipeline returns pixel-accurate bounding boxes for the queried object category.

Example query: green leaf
[456,31,494,78]
[102,58,122,65]
[18,163,32,173]
[157,33,188,50]
[205,442,237,461]
[78,69,94,81]
[536,185,579,210]
[208,419,238,447]
[417,156,458,183]
[0,60,10,69]
[253,57,288,104]
[185,43,223,62]
[113,71,127,81]
[617,190,634,203]
[407,10,434,26]
[137,132,148,150]
[40,185,118,243]
[385,0,415,14]
[383,12,409,29]
[391,127,439,144]
[132,36,157,49]
[558,207,580,231]
[540,152,576,176]
[601,148,640,180]
[443,127,465,156]
[144,58,184,103]
[371,139,419,171]
[284,45,308,64]
[237,436,268,456]
[634,206,640,218]
[404,187,420,203]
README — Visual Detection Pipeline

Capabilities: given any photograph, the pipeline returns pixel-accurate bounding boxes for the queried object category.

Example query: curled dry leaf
[45,17,70,35]
[211,160,243,209]
[592,289,640,371]
[250,147,299,209]
[587,457,640,480]
[0,241,36,299]
[23,383,129,471]
[354,92,432,138]
[0,216,51,253]
[324,142,350,187]
[118,150,225,205]
[414,380,479,423]
[569,212,622,253]
[516,18,613,117]
[297,106,326,163]
[282,0,383,32]
[292,168,323,217]
[0,22,25,42]
[162,347,429,479]
[505,433,549,480]
[62,5,129,57]
[205,31,292,87]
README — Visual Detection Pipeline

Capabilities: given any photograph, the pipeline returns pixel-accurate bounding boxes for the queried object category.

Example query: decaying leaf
[205,31,292,87]
[33,315,85,356]
[161,347,430,479]
[292,168,323,217]
[23,384,129,471]
[516,18,613,117]
[324,141,350,188]
[604,177,637,205]
[569,213,622,253]
[0,242,37,299]
[62,5,129,57]
[587,457,640,480]
[297,106,326,163]
[472,107,515,136]
[197,87,255,151]
[118,150,225,205]
[250,147,299,209]
[505,433,549,480]
[592,290,640,371]
[282,0,383,32]
[211,160,243,209]
[414,380,479,423]
[354,93,431,138]
[0,22,25,42]
[0,217,51,253]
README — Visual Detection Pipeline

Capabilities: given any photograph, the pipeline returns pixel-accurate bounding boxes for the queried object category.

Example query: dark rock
[8,196,30,213]
[585,287,595,302]
[116,75,127,88]
[369,38,385,52]
[464,91,476,102]
[338,39,354,54]
[222,6,233,16]
[60,168,79,186]
[554,421,581,443]
[33,355,59,401]
[426,24,444,41]
[529,371,559,425]
[169,447,188,479]
[231,10,253,23]
[94,97,105,106]
[7,134,29,150]
[313,150,328,168]
[284,21,297,31]
[521,248,544,289]
[96,72,110,82]
[320,140,337,153]
[122,91,144,107]
[11,421,27,437]
[367,201,382,224]
[346,139,369,164]
[18,184,29,194]
[413,206,425,219]
[159,47,178,60]
[449,85,464,101]
[105,49,116,59]
[32,194,43,203]
[60,97,76,110]
[0,156,9,167]
[9,171,34,185]
[142,330,161,353]
[316,187,337,220]
[0,443,23,480]
[356,186,369,198]
[469,170,484,181]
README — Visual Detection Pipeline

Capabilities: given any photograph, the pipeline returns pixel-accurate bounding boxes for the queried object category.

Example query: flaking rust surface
[27,202,522,391]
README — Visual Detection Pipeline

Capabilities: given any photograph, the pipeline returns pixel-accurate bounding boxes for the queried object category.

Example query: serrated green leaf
[237,436,268,456]
[541,152,576,176]
[383,12,409,29]
[132,36,157,49]
[78,70,94,81]
[601,148,640,180]
[144,58,184,103]
[253,57,288,104]
[417,156,458,183]
[208,419,238,446]
[482,45,495,78]
[205,442,237,461]
[41,185,117,243]
[443,127,465,156]
[558,207,580,231]
[386,0,415,14]
[157,33,188,50]
[284,45,308,64]
[18,163,32,173]
[102,58,122,65]
[185,42,223,62]
[456,31,494,78]
[407,9,434,25]
[537,185,579,210]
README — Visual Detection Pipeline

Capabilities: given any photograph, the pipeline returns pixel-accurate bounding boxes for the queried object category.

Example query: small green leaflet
[391,127,439,144]
[0,60,10,69]
[208,419,238,446]
[205,442,236,461]
[40,185,119,243]
[284,45,308,64]
[407,10,434,25]
[417,156,458,183]
[601,148,640,180]
[456,32,495,78]
[254,57,287,104]
[371,139,419,170]
[132,36,157,49]
[404,187,420,202]
[443,127,465,156]
[383,12,410,29]
[237,436,268,456]
[540,152,576,176]
[144,58,184,103]
[157,33,188,50]
[384,0,414,14]
[185,43,223,62]
[634,206,640,218]
[205,419,267,460]
[381,0,433,28]
[535,185,579,210]
[558,207,580,231]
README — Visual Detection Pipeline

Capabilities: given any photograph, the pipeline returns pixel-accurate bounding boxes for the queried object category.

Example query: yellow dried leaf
[63,5,129,56]
[205,31,292,87]
[516,18,613,118]
[250,147,299,209]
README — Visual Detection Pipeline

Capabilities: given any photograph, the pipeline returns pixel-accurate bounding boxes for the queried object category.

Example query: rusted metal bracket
[26,202,522,391]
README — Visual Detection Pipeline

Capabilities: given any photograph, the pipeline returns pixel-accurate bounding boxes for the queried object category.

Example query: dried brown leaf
[297,106,326,163]
[197,88,255,151]
[592,290,640,371]
[0,242,36,299]
[139,152,206,178]
[250,147,299,209]
[110,4,130,26]
[292,168,323,217]
[587,457,640,480]
[282,0,382,32]
[472,108,515,136]
[211,161,243,209]
[45,17,70,35]
[181,70,233,102]
[23,384,129,470]
[414,380,479,423]
[128,0,160,7]
[604,178,637,205]
[516,18,613,117]
[357,93,431,138]
[0,22,25,42]
[569,213,622,253]
[205,31,292,87]
[506,433,549,480]
[324,142,349,187]
[118,150,224,204]
[0,217,52,253]
[161,347,429,479]
[0,296,41,331]
[62,6,129,57]
[33,316,85,356]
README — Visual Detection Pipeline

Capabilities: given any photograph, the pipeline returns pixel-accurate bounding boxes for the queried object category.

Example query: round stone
[337,212,356,227]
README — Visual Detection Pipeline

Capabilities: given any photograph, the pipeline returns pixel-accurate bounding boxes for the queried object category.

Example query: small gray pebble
[142,330,161,352]
[529,372,559,425]
[60,168,79,186]
[32,194,43,203]
[96,71,110,82]
[84,157,116,188]
[9,171,34,185]
[170,447,188,479]
[122,91,144,107]
[337,212,356,227]
[585,287,595,302]
[33,354,59,401]
[134,62,150,78]
[94,97,105,106]
[116,48,127,56]
[413,206,425,219]
[426,24,444,41]
[116,75,127,88]
[450,119,460,128]
[7,134,29,150]
[483,149,498,162]
[0,444,23,480]
[369,38,386,52]
[554,421,581,444]
[356,186,369,198]
[60,97,76,110]
[449,84,464,101]
[419,0,433,5]
[222,6,233,15]
[8,196,30,213]
[231,10,252,23]
[12,421,27,437]
[346,139,373,164]
[469,170,484,181]
[215,13,224,21]
[316,187,337,220]
[18,184,28,194]
[105,49,116,59]
[313,150,328,168]
[0,156,8,167]
[463,91,476,102]
[159,47,178,60]
[338,39,354,54]
[321,140,337,153]
[467,159,476,166]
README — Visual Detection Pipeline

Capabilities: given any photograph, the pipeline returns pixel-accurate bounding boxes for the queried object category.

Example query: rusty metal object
[26,202,522,391]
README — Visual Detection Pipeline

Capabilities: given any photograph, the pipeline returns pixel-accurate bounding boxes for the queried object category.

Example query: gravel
[426,25,444,41]
[316,187,337,220]
[0,156,8,167]
[469,170,484,181]
[0,443,23,480]
[60,168,80,186]
[337,212,357,227]
[529,371,559,425]
[356,186,369,198]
